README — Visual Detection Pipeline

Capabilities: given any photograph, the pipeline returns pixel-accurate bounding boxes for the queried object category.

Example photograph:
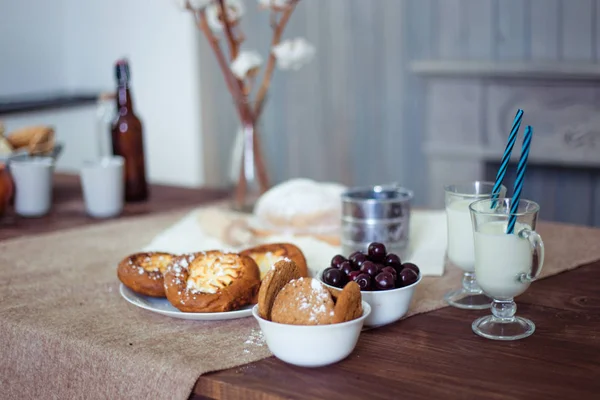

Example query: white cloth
[143,209,448,277]
[405,210,447,276]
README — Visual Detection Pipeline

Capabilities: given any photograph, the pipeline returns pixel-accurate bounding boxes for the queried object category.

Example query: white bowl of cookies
[318,241,422,328]
[253,259,370,367]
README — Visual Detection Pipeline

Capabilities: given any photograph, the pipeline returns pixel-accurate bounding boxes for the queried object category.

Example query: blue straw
[507,125,533,234]
[491,109,523,208]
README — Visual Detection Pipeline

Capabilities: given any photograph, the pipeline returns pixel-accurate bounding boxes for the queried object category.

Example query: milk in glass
[446,199,477,271]
[474,221,533,300]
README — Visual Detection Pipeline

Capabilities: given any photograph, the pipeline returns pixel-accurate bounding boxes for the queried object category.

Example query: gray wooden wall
[199,0,600,226]
[405,0,600,63]
[407,0,600,227]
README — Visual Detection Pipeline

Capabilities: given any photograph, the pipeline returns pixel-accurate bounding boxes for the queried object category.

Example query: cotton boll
[231,51,264,79]
[272,38,316,71]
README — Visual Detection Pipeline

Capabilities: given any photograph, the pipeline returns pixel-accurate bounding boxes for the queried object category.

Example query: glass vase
[228,119,269,213]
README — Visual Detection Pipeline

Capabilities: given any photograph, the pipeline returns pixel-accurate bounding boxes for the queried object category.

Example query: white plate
[119,284,254,321]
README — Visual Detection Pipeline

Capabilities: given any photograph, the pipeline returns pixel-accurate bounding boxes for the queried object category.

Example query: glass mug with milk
[469,198,544,341]
[443,182,506,309]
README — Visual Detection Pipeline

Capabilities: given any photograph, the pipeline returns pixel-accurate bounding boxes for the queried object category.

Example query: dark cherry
[349,252,368,268]
[340,261,354,276]
[367,242,387,262]
[322,267,348,288]
[360,261,379,277]
[375,272,396,290]
[402,262,420,276]
[381,266,397,281]
[355,273,372,291]
[347,270,361,282]
[375,263,386,274]
[385,253,402,267]
[322,267,336,282]
[330,254,347,269]
[392,263,405,277]
[398,268,418,287]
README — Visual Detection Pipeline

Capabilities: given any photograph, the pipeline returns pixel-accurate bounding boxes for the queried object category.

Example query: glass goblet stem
[491,299,517,321]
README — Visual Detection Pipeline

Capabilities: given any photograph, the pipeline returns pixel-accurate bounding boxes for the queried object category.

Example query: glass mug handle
[518,228,545,283]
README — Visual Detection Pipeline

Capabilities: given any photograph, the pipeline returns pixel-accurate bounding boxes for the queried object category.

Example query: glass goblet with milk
[469,198,544,341]
[443,182,506,309]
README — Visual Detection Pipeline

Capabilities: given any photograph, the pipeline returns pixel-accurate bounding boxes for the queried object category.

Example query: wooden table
[2,175,598,400]
[0,174,227,241]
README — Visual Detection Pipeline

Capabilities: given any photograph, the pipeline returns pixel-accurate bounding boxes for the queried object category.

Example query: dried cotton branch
[176,0,306,204]
[253,0,299,118]
[206,0,245,32]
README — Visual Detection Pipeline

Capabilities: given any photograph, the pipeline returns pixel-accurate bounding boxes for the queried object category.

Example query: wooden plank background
[198,0,600,226]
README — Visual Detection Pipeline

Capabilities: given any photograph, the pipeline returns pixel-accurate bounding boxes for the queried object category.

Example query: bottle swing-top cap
[115,59,131,84]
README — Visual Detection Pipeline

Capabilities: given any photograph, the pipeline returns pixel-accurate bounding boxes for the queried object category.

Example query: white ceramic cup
[10,157,55,217]
[80,156,124,219]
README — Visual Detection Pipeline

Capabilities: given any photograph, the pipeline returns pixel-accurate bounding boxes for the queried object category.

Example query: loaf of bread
[6,125,55,155]
[252,178,345,245]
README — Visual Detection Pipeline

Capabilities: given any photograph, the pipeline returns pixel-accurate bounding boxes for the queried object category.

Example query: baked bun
[117,252,176,297]
[240,242,309,279]
[163,251,260,313]
[252,179,345,245]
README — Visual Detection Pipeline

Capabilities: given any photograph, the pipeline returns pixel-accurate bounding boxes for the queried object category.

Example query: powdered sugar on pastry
[117,252,176,297]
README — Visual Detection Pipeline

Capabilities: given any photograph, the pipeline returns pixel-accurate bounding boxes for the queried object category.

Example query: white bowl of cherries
[319,242,421,328]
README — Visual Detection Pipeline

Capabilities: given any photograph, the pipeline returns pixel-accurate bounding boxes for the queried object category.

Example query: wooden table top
[0,174,227,241]
[2,175,598,400]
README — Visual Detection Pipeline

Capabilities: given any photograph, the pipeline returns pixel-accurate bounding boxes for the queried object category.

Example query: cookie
[332,281,363,323]
[325,286,341,302]
[257,259,302,320]
[271,277,335,325]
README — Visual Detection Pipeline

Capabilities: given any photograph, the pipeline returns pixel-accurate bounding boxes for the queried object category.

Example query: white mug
[10,157,54,217]
[80,156,124,219]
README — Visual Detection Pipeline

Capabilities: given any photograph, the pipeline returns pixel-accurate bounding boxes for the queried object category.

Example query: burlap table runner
[2,209,600,400]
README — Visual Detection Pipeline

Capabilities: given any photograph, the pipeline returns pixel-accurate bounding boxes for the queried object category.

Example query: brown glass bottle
[111,59,149,202]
